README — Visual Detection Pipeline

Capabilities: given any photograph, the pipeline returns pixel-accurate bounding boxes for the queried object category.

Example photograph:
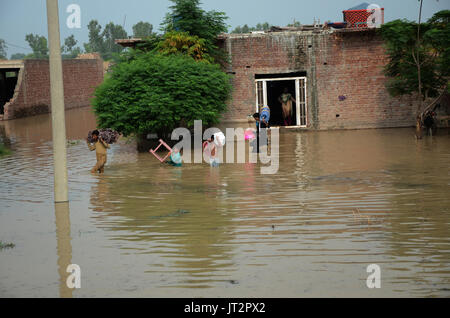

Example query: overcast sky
[1,0,449,57]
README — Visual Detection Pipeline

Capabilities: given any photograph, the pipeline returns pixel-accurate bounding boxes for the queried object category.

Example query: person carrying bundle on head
[86,130,110,174]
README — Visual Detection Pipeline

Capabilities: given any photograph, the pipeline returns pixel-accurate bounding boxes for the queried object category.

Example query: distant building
[0,55,103,120]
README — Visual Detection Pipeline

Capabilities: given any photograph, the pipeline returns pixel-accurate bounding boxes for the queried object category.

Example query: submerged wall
[220,29,422,129]
[2,57,103,120]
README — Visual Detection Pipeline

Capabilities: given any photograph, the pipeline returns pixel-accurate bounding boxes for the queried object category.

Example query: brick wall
[315,31,417,129]
[220,29,420,129]
[3,58,103,120]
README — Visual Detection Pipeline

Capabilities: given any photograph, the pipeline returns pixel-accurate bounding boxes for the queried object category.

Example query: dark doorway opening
[0,69,19,114]
[267,80,296,126]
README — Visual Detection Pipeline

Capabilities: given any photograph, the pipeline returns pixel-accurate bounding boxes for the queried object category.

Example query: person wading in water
[86,130,110,174]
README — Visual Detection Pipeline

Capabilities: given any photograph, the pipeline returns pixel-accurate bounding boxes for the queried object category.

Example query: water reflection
[88,159,238,287]
[54,202,73,298]
[0,107,449,297]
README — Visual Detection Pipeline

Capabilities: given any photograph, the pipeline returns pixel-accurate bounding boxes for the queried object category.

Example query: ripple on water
[1,110,450,297]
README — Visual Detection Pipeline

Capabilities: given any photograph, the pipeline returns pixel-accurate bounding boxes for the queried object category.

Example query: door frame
[255,76,308,127]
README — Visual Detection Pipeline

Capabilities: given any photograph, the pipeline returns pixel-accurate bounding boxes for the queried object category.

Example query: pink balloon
[245,129,255,140]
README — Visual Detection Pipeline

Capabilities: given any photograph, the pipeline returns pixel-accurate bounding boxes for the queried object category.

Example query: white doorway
[255,76,307,127]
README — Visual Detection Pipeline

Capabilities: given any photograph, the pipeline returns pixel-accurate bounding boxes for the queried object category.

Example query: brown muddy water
[0,106,449,297]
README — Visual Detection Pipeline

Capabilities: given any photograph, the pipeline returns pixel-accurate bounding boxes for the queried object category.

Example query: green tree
[25,34,48,58]
[102,22,128,60]
[380,10,449,119]
[161,0,228,63]
[0,39,7,59]
[132,21,154,37]
[231,26,242,34]
[156,31,213,62]
[62,34,82,58]
[93,53,231,143]
[10,53,26,60]
[84,20,127,60]
[231,22,272,33]
[84,20,105,54]
[63,34,77,52]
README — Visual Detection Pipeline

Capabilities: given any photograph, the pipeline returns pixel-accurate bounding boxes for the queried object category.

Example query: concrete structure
[0,55,103,121]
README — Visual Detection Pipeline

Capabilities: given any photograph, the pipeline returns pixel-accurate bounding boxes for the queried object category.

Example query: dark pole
[417,0,423,114]
[256,121,260,153]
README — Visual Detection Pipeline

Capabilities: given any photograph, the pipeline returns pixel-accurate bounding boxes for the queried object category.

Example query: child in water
[166,147,182,167]
[203,135,219,167]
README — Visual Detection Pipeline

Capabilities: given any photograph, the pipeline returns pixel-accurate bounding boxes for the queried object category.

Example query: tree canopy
[0,39,7,59]
[132,21,154,38]
[62,35,82,59]
[231,22,272,34]
[161,0,228,63]
[93,0,233,148]
[25,34,48,59]
[93,53,231,138]
[380,10,450,113]
[84,20,128,60]
[156,31,213,63]
[10,53,26,60]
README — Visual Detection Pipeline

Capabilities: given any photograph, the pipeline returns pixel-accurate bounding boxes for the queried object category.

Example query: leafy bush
[93,52,232,139]
[156,31,213,63]
[380,11,450,103]
[161,0,228,64]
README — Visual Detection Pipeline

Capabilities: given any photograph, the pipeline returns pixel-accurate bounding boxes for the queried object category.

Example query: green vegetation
[84,20,156,61]
[93,53,231,139]
[231,22,272,34]
[133,22,154,38]
[25,34,49,59]
[230,21,302,34]
[0,39,7,59]
[161,0,228,63]
[380,10,450,117]
[62,35,82,59]
[156,31,213,62]
[84,20,128,61]
[93,0,232,148]
[10,53,26,60]
[0,142,11,156]
[0,241,15,250]
[67,140,80,146]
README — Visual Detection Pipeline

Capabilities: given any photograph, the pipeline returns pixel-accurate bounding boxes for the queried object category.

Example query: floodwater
[0,106,449,298]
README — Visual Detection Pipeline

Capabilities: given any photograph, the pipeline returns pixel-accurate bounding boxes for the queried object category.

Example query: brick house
[0,54,104,121]
[118,26,450,130]
[218,27,430,130]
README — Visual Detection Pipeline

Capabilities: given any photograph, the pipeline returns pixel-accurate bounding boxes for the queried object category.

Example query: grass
[0,142,12,156]
[67,140,80,146]
[0,241,15,250]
